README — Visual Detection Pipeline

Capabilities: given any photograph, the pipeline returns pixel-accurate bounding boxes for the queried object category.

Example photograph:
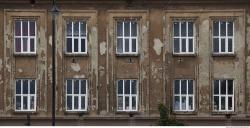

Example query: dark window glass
[74,80,79,94]
[189,96,193,110]
[80,21,86,37]
[188,22,193,36]
[221,80,226,94]
[23,80,28,94]
[23,96,28,109]
[213,38,219,53]
[30,80,35,94]
[66,38,72,52]
[214,96,219,110]
[125,39,129,52]
[131,21,137,36]
[30,96,35,109]
[29,21,36,36]
[221,39,225,52]
[228,97,233,110]
[188,39,193,52]
[67,80,72,94]
[181,22,187,36]
[228,21,233,36]
[30,38,35,52]
[117,38,123,53]
[15,38,21,52]
[74,22,79,36]
[220,21,226,36]
[16,80,21,94]
[181,96,186,110]
[74,39,79,52]
[81,80,86,94]
[16,96,21,110]
[67,96,72,110]
[181,80,187,94]
[22,21,28,36]
[132,39,136,52]
[74,96,78,109]
[118,80,123,94]
[23,38,28,52]
[131,80,137,94]
[174,38,180,53]
[174,22,179,37]
[67,21,72,36]
[132,96,136,109]
[228,38,233,52]
[174,96,180,110]
[124,21,130,36]
[174,80,180,94]
[15,21,21,36]
[81,96,85,109]
[181,39,186,52]
[188,80,193,94]
[117,96,123,110]
[213,21,219,36]
[228,80,233,94]
[117,21,123,36]
[221,97,225,110]
[124,80,130,94]
[125,96,129,110]
[214,80,219,94]
[81,39,86,52]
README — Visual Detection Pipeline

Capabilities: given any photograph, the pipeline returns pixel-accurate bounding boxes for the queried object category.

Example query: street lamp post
[51,0,59,126]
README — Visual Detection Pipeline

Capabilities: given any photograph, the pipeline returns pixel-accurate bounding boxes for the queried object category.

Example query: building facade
[0,0,250,126]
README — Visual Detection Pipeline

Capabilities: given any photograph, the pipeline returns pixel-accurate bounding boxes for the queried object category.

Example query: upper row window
[14,20,36,54]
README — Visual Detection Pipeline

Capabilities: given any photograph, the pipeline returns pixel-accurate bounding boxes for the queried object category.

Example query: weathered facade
[0,0,250,126]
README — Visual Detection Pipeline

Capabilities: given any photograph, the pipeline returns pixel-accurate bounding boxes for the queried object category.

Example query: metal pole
[51,0,58,126]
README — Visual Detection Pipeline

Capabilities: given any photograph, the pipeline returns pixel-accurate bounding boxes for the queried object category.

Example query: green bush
[157,103,184,126]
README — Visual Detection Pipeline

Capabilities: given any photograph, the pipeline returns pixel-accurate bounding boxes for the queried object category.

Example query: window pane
[22,21,28,36]
[181,39,186,52]
[30,80,35,94]
[66,38,72,52]
[73,22,79,36]
[228,80,233,94]
[23,96,28,109]
[67,96,72,110]
[214,80,219,94]
[174,22,179,37]
[174,38,180,53]
[124,80,130,94]
[214,96,219,110]
[131,21,137,37]
[174,80,180,94]
[181,80,187,94]
[228,38,233,52]
[181,22,187,36]
[15,38,21,52]
[117,96,123,110]
[74,80,79,94]
[131,80,137,94]
[188,96,193,110]
[74,96,78,109]
[228,97,233,110]
[181,96,186,110]
[16,80,21,94]
[221,97,226,110]
[117,38,123,53]
[124,21,130,36]
[188,22,193,36]
[220,21,226,36]
[221,39,225,52]
[188,39,193,52]
[132,39,137,52]
[221,80,226,94]
[67,21,72,36]
[125,96,129,110]
[117,21,123,36]
[81,39,86,52]
[81,96,85,110]
[30,96,35,110]
[125,39,129,52]
[213,21,219,36]
[16,96,21,110]
[81,80,86,94]
[67,80,72,94]
[174,96,180,110]
[118,80,123,94]
[188,80,193,94]
[30,38,35,52]
[74,39,79,52]
[15,21,21,36]
[29,21,36,36]
[80,21,86,37]
[213,38,219,53]
[228,21,233,36]
[23,80,28,94]
[23,38,28,52]
[132,96,136,110]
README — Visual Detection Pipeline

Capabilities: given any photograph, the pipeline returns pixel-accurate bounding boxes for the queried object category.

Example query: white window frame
[212,21,234,54]
[15,79,36,112]
[14,20,37,54]
[116,20,138,55]
[66,79,88,112]
[66,21,88,54]
[173,21,195,54]
[213,79,234,112]
[173,79,195,111]
[117,79,138,112]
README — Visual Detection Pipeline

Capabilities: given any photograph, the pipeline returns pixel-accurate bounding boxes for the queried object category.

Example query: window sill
[13,110,37,114]
[64,110,88,115]
[172,111,197,115]
[116,53,139,57]
[115,111,139,115]
[172,53,196,57]
[211,111,236,115]
[212,53,236,57]
[14,53,37,57]
[64,53,89,57]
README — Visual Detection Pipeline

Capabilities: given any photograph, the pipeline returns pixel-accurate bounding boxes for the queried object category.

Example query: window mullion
[28,21,30,53]
[179,22,182,53]
[186,22,188,53]
[78,22,81,53]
